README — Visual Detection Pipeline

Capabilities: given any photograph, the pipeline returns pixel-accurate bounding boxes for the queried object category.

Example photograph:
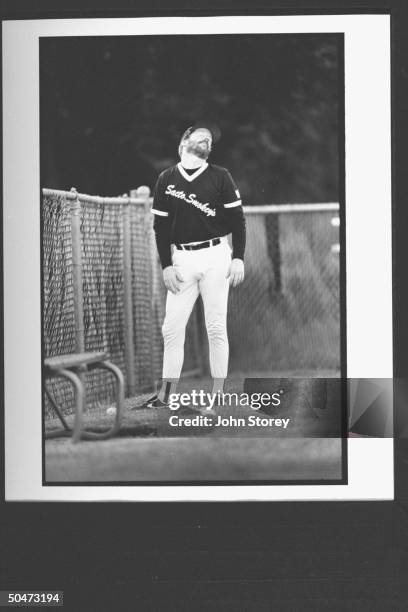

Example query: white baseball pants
[162,237,232,380]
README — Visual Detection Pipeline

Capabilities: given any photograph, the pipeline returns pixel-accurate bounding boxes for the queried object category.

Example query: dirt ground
[45,370,344,483]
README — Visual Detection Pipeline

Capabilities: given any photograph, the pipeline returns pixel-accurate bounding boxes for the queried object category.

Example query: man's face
[183,128,212,159]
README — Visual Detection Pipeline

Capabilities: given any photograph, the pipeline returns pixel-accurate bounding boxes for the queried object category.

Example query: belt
[175,238,221,251]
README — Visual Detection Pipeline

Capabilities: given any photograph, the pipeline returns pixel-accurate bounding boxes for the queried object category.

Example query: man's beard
[185,141,210,159]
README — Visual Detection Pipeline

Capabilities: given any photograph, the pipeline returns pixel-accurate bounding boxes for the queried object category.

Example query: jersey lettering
[165,184,216,217]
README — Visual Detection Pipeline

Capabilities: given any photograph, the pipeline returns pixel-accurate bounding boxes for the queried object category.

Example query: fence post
[266,213,281,294]
[122,193,137,396]
[139,186,156,389]
[130,186,156,390]
[70,187,85,355]
[142,186,162,383]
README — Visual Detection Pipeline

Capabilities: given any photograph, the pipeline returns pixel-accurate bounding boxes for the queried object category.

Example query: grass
[45,369,344,483]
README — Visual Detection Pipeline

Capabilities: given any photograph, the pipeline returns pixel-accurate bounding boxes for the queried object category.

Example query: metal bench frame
[44,352,124,443]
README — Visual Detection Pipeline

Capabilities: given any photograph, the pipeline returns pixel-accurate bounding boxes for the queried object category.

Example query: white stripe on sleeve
[223,199,242,209]
[151,208,169,217]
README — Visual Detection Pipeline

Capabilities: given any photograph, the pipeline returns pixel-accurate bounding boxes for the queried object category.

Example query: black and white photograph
[2,7,406,611]
[3,14,393,501]
[40,32,344,484]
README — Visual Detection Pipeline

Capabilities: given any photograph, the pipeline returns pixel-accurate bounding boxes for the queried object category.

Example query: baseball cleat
[131,394,165,410]
[134,394,214,417]
[146,395,165,409]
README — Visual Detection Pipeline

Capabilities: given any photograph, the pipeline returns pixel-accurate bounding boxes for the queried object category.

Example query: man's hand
[226,258,245,287]
[163,266,184,294]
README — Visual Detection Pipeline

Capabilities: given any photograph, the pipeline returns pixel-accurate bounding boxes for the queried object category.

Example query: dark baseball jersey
[152,162,246,268]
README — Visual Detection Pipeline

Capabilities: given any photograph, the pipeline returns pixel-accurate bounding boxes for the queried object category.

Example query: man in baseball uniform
[146,123,246,412]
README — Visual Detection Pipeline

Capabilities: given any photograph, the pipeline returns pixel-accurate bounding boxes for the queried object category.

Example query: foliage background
[40,34,340,203]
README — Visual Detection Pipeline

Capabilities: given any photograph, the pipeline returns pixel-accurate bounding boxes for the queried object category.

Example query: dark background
[2,2,408,610]
[40,34,340,203]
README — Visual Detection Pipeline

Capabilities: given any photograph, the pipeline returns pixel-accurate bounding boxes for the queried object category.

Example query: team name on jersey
[165,184,216,217]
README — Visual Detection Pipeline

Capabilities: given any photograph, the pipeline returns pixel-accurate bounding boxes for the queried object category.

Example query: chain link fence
[42,188,340,415]
[42,188,202,416]
[228,204,340,373]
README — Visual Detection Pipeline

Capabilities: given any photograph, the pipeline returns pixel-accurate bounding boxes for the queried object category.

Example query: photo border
[3,13,393,501]
[39,31,347,489]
